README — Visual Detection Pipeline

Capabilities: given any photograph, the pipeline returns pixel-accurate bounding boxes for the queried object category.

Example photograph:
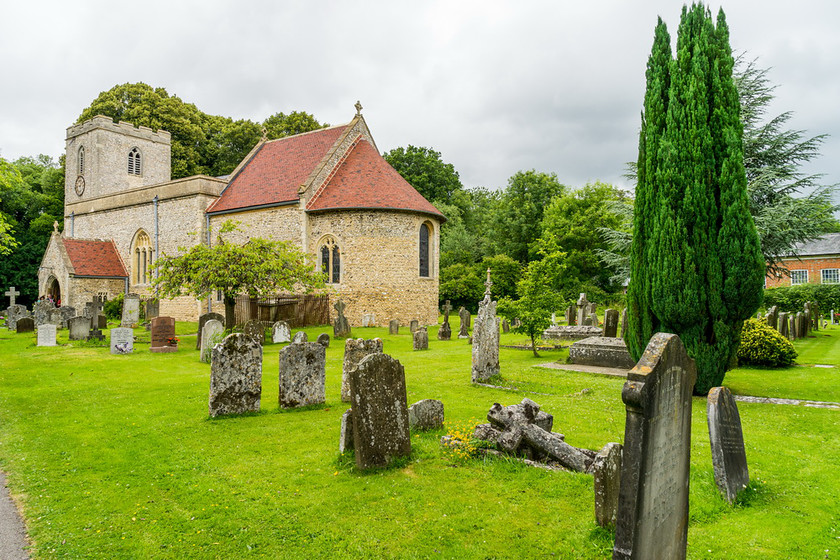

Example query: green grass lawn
[0,319,838,559]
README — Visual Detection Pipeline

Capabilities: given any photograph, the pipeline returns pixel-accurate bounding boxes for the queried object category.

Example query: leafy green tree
[153,221,325,330]
[439,263,483,313]
[262,111,327,139]
[627,5,765,395]
[201,116,262,178]
[383,145,463,205]
[0,215,17,256]
[480,255,521,302]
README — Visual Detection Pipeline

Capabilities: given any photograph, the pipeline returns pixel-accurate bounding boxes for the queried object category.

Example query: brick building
[38,105,444,325]
[764,233,840,288]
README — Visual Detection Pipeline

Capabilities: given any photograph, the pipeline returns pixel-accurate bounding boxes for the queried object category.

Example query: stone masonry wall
[765,256,840,288]
[208,204,303,246]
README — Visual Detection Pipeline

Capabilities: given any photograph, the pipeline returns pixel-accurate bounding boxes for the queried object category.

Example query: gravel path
[0,472,29,559]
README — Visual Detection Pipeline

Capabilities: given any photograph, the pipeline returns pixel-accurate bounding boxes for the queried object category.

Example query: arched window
[78,146,85,175]
[319,236,340,284]
[131,230,153,285]
[419,223,431,277]
[128,147,142,175]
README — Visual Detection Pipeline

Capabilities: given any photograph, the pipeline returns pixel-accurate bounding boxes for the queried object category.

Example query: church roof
[206,125,349,214]
[306,139,444,219]
[62,238,128,277]
[789,233,840,257]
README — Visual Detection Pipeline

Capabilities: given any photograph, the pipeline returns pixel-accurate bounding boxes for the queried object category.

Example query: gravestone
[613,333,696,560]
[458,307,470,338]
[361,313,376,327]
[110,327,134,354]
[472,269,500,383]
[37,324,57,346]
[349,352,411,470]
[150,316,177,353]
[620,308,628,339]
[339,409,354,453]
[58,306,76,328]
[292,331,308,344]
[68,316,90,340]
[121,293,141,327]
[4,286,20,308]
[797,311,807,339]
[144,299,159,320]
[89,296,104,329]
[33,299,55,327]
[388,319,399,335]
[568,337,635,370]
[765,305,779,331]
[413,326,428,350]
[589,312,599,328]
[6,304,28,330]
[200,319,224,363]
[16,316,34,333]
[789,314,797,340]
[551,312,558,326]
[272,320,291,343]
[97,314,107,329]
[583,315,593,327]
[593,442,623,528]
[341,338,383,403]
[196,312,225,349]
[502,318,510,333]
[565,304,576,326]
[48,308,64,327]
[316,333,330,348]
[576,293,590,326]
[707,386,749,504]
[243,319,265,345]
[333,299,351,338]
[603,309,619,338]
[208,333,262,417]
[408,399,444,431]
[409,319,419,333]
[83,302,93,319]
[438,300,452,340]
[777,311,789,339]
[278,341,326,408]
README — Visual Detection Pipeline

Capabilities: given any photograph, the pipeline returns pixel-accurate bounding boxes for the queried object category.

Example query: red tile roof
[63,238,127,277]
[206,125,348,214]
[306,139,444,219]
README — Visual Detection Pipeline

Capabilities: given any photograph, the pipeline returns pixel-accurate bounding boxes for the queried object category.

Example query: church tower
[64,115,171,204]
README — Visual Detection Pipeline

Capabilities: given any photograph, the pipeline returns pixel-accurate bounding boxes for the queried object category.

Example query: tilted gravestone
[33,299,55,327]
[341,338,383,402]
[292,331,308,344]
[603,309,619,338]
[272,320,291,343]
[458,307,471,338]
[413,327,429,350]
[196,312,225,349]
[472,272,499,383]
[243,319,265,346]
[593,442,623,528]
[37,324,57,346]
[333,299,351,338]
[339,409,354,453]
[278,342,326,408]
[438,300,452,341]
[200,319,224,364]
[613,333,696,560]
[68,316,91,340]
[209,333,262,417]
[150,316,177,353]
[316,333,330,348]
[408,399,444,431]
[707,386,749,504]
[409,319,419,333]
[16,316,34,333]
[110,327,134,354]
[121,294,141,327]
[388,319,399,335]
[349,352,411,470]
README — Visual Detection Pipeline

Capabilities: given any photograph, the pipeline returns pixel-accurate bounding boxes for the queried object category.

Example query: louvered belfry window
[78,146,85,174]
[419,223,430,277]
[128,148,142,175]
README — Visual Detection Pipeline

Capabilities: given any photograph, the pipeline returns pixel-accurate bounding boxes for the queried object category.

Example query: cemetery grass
[0,322,836,558]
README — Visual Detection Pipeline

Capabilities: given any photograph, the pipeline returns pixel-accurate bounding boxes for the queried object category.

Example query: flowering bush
[737,319,797,367]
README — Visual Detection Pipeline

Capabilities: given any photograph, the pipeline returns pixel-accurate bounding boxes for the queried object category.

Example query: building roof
[789,233,840,257]
[206,125,349,214]
[306,139,444,219]
[62,238,128,277]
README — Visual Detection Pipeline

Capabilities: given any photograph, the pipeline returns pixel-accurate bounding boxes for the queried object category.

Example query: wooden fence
[233,294,331,328]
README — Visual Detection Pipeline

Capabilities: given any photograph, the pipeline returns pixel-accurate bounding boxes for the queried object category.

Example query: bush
[764,284,840,314]
[103,293,124,321]
[737,319,797,367]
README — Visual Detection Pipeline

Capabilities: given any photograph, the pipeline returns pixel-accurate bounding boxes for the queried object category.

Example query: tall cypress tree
[627,4,764,394]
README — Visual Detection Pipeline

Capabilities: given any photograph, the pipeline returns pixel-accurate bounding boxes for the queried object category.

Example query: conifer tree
[627,4,765,394]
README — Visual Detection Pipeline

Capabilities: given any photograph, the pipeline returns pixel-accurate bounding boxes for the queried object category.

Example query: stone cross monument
[5,286,20,308]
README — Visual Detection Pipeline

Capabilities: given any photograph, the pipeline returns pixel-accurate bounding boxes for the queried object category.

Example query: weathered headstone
[613,333,696,560]
[110,327,134,354]
[121,294,141,327]
[341,338,383,402]
[150,316,177,353]
[316,333,330,348]
[16,316,34,333]
[144,299,159,320]
[339,409,354,453]
[502,318,510,333]
[409,319,419,333]
[765,305,779,331]
[272,320,291,343]
[58,306,76,328]
[589,312,599,328]
[620,308,628,339]
[565,304,576,326]
[4,286,20,308]
[278,341,326,408]
[37,324,57,346]
[292,331,308,344]
[388,319,399,335]
[576,293,589,326]
[89,296,104,329]
[778,311,789,339]
[196,312,225,349]
[97,314,107,329]
[68,316,91,340]
[707,386,749,504]
[361,313,376,327]
[408,399,444,431]
[789,314,797,340]
[438,300,452,341]
[333,299,351,338]
[33,299,55,327]
[603,309,619,338]
[349,352,411,470]
[472,270,499,383]
[797,311,807,339]
[208,333,262,417]
[413,326,428,350]
[48,308,63,327]
[243,319,265,345]
[458,306,470,338]
[6,304,28,330]
[593,442,623,528]
[200,319,224,363]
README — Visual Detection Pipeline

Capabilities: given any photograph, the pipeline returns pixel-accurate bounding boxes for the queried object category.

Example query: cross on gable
[5,286,20,307]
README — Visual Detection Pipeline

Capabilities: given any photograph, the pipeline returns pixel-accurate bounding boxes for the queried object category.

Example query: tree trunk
[530,334,540,357]
[224,296,236,331]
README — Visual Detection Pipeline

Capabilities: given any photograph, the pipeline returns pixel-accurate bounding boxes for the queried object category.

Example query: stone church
[38,105,444,326]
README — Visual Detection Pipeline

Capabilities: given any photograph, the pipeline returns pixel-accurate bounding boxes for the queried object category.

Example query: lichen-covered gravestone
[349,353,411,470]
[272,320,291,343]
[6,304,28,331]
[121,294,141,327]
[472,270,499,383]
[409,319,419,333]
[341,338,383,402]
[339,409,354,453]
[707,386,749,504]
[592,442,622,528]
[333,300,351,338]
[200,319,224,364]
[438,300,452,340]
[458,307,470,338]
[576,293,590,326]
[413,327,428,350]
[243,319,265,345]
[388,319,399,335]
[150,316,177,352]
[196,312,225,349]
[33,299,55,327]
[278,342,326,408]
[316,333,330,348]
[68,316,90,340]
[37,324,57,346]
[209,333,262,417]
[613,333,696,560]
[408,399,444,430]
[110,327,134,354]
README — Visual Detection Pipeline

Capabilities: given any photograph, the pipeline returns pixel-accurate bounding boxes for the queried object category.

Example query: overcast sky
[1,0,838,199]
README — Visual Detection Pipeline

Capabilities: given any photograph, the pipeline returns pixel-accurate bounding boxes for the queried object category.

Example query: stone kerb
[37,324,57,346]
[209,333,262,417]
[707,386,749,504]
[200,319,224,364]
[613,333,697,560]
[341,338,383,402]
[349,352,411,470]
[278,342,326,408]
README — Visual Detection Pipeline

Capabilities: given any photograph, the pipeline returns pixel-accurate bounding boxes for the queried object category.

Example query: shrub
[103,293,124,321]
[737,319,797,367]
[764,284,840,314]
